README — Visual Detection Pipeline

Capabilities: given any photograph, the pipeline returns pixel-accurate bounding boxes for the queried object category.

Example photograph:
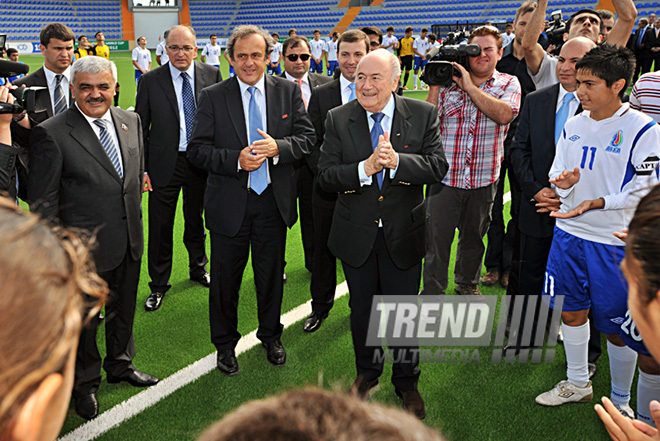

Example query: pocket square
[282,114,288,119]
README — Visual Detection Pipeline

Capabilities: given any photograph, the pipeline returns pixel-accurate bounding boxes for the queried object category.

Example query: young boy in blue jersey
[535,44,660,417]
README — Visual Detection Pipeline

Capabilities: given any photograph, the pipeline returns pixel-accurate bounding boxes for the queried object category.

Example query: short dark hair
[226,25,274,61]
[405,26,413,33]
[337,29,370,53]
[566,9,603,34]
[514,1,537,25]
[313,29,321,34]
[361,26,383,44]
[6,48,18,56]
[282,35,310,55]
[40,23,75,46]
[576,43,636,98]
[428,33,437,42]
[136,36,145,44]
[288,28,296,36]
[271,32,279,38]
[387,26,394,32]
[94,30,104,38]
[421,28,429,33]
[597,9,614,21]
[210,33,217,38]
[77,35,87,42]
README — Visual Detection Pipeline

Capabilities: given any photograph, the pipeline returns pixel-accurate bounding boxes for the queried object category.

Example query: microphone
[426,45,441,60]
[0,58,30,77]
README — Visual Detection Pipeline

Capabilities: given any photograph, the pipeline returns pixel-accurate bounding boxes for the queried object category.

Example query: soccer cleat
[615,404,634,419]
[535,380,593,406]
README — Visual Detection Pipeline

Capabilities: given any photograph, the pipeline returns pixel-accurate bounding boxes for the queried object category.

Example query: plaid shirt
[435,70,521,189]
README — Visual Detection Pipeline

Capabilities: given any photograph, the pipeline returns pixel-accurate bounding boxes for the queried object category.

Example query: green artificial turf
[15,51,621,440]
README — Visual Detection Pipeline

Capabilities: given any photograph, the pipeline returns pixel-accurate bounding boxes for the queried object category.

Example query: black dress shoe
[190,272,211,288]
[395,388,426,420]
[303,311,328,333]
[349,377,378,400]
[144,292,164,311]
[217,350,239,376]
[107,368,159,387]
[262,339,286,366]
[74,393,99,420]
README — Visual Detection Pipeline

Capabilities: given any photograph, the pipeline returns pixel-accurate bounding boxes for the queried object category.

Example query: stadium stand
[0,0,123,41]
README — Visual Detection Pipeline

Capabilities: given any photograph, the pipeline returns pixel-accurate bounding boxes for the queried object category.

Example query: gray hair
[71,55,117,83]
[357,49,401,84]
[166,25,196,46]
[226,25,274,61]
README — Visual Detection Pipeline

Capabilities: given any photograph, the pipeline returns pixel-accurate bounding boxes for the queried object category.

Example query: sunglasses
[287,53,311,62]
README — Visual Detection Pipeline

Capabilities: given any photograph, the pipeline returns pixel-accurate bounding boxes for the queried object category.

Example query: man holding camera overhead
[422,25,521,297]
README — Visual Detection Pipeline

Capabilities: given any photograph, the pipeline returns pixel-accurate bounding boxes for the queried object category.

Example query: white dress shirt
[168,62,196,151]
[76,103,124,177]
[43,65,71,114]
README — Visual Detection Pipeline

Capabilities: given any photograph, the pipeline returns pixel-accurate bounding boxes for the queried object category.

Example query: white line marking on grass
[503,191,511,205]
[59,281,350,441]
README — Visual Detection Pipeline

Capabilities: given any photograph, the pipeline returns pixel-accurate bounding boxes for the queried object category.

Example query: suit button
[378,196,383,201]
[374,220,379,224]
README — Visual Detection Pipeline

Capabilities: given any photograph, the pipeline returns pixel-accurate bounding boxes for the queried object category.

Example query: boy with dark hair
[398,27,414,89]
[536,45,660,417]
[412,28,430,90]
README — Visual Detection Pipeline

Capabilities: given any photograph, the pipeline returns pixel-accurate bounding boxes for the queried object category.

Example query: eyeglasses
[286,53,311,62]
[369,41,381,48]
[168,46,196,53]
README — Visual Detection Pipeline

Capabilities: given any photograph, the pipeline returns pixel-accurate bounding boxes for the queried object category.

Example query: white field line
[59,281,349,441]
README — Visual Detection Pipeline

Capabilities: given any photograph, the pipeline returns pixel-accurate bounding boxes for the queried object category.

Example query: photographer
[0,85,29,198]
[522,0,636,89]
[423,25,521,296]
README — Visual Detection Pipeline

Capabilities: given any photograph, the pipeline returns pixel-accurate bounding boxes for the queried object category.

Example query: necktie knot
[564,93,575,105]
[93,118,107,130]
[371,112,385,124]
[55,74,63,85]
[248,86,257,98]
[348,82,356,102]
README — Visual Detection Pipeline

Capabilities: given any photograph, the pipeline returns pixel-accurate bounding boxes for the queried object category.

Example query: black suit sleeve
[317,109,363,193]
[0,142,18,193]
[27,124,61,218]
[510,98,543,202]
[273,84,315,165]
[134,75,152,174]
[187,88,242,176]
[392,107,447,186]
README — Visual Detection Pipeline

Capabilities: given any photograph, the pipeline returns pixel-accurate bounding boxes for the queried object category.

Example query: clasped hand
[365,131,397,176]
[239,128,279,171]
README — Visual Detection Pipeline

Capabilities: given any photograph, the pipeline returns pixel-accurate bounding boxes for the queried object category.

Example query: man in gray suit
[28,56,158,420]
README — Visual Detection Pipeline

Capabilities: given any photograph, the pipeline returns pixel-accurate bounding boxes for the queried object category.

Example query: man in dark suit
[510,38,600,377]
[318,49,447,420]
[642,18,660,74]
[27,56,158,420]
[628,18,648,80]
[187,25,315,376]
[280,35,332,275]
[135,25,222,312]
[304,29,370,333]
[12,23,75,200]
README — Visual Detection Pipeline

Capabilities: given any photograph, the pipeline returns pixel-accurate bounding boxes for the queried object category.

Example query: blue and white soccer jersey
[310,39,326,73]
[620,309,652,357]
[326,39,338,76]
[132,47,151,85]
[413,36,430,70]
[202,43,221,67]
[382,35,398,54]
[156,40,169,65]
[544,104,660,332]
[268,42,282,75]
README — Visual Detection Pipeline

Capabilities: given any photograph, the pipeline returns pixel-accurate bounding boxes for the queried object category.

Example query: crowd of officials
[3,0,660,438]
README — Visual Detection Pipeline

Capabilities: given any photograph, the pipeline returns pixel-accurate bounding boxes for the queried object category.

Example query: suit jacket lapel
[193,61,206,100]
[348,101,373,161]
[226,77,248,147]
[68,107,122,184]
[265,75,279,136]
[157,64,180,122]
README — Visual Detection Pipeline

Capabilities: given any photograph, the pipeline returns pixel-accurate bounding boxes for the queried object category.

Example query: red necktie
[296,79,308,110]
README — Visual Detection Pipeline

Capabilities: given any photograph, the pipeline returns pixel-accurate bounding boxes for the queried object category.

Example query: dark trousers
[484,162,520,274]
[310,201,336,315]
[342,230,421,391]
[209,187,286,350]
[634,53,647,80]
[148,154,208,293]
[296,162,315,272]
[74,249,140,397]
[424,182,497,294]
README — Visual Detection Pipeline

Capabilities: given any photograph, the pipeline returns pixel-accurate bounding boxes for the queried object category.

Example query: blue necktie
[248,86,267,194]
[370,112,385,189]
[348,82,356,102]
[638,27,646,48]
[554,93,574,145]
[94,119,123,179]
[181,72,196,143]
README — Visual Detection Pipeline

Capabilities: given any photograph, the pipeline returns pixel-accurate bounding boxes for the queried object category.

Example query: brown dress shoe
[481,270,500,286]
[349,377,378,400]
[455,283,483,296]
[395,388,426,420]
[500,272,509,289]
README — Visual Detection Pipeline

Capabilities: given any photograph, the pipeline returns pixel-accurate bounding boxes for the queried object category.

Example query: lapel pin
[396,133,401,136]
[121,123,128,131]
[282,114,288,119]
[404,145,410,148]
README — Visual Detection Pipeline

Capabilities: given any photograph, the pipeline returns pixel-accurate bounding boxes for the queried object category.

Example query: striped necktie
[94,119,123,179]
[53,74,67,115]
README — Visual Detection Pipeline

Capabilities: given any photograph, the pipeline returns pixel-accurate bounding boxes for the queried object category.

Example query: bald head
[356,49,401,113]
[556,37,597,91]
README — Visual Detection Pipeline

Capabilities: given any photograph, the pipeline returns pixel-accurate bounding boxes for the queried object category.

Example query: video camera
[0,52,50,116]
[545,10,567,48]
[421,43,481,86]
